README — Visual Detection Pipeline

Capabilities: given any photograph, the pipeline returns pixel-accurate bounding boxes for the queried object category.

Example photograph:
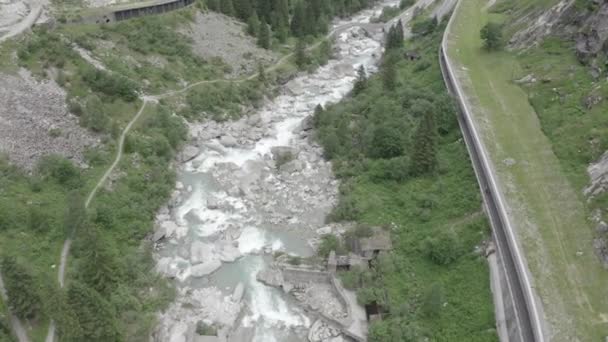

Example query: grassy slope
[446,0,608,340]
[317,26,497,341]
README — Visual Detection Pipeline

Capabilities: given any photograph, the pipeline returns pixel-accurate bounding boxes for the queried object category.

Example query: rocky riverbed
[153,2,399,341]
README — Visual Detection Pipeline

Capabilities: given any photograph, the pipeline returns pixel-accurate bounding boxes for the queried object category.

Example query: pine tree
[312,104,324,127]
[274,18,289,43]
[67,282,122,342]
[257,23,271,49]
[295,38,308,69]
[382,54,397,91]
[257,62,267,84]
[0,256,41,319]
[256,0,272,24]
[353,65,367,95]
[290,1,306,37]
[247,11,261,36]
[79,225,123,295]
[206,0,219,11]
[235,0,253,20]
[220,0,235,16]
[411,111,438,175]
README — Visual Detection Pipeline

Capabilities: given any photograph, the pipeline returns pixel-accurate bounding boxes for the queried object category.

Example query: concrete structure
[82,0,194,24]
[439,1,545,341]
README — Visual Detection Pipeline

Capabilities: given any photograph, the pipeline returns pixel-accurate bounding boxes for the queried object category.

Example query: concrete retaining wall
[83,0,194,24]
[282,267,331,284]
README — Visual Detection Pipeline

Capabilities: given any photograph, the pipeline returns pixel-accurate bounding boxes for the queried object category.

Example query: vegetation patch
[314,22,496,341]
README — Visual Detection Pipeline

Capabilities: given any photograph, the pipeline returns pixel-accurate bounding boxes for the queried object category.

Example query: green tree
[410,111,437,175]
[290,1,306,37]
[220,0,235,16]
[382,54,398,90]
[370,124,404,159]
[353,65,367,95]
[66,282,122,342]
[257,62,267,84]
[0,256,41,319]
[247,12,261,36]
[295,38,308,69]
[235,0,253,20]
[317,234,341,257]
[480,22,503,50]
[83,95,110,133]
[78,225,124,295]
[206,0,219,11]
[257,23,271,49]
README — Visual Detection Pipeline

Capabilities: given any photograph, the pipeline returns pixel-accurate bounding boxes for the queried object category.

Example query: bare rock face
[0,69,97,169]
[180,145,200,163]
[584,151,608,197]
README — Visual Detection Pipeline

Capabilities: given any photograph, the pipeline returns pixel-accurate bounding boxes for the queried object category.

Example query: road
[0,0,44,44]
[439,0,544,341]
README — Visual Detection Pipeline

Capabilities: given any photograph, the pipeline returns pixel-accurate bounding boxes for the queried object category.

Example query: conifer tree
[256,0,272,24]
[0,256,41,319]
[257,62,267,84]
[78,225,123,295]
[290,1,306,37]
[247,11,261,36]
[257,23,271,49]
[382,54,397,90]
[67,282,122,342]
[235,0,253,20]
[411,111,438,175]
[206,0,219,11]
[295,38,308,69]
[353,65,367,95]
[220,0,235,16]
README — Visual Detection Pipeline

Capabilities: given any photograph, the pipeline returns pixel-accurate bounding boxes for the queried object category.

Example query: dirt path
[0,273,30,342]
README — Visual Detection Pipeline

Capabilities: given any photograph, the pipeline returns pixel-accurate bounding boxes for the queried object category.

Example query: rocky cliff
[510,0,608,64]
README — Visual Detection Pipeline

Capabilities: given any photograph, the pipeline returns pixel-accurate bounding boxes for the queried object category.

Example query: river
[153,2,399,341]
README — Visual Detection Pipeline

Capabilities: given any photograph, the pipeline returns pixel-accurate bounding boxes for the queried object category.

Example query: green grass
[447,0,608,340]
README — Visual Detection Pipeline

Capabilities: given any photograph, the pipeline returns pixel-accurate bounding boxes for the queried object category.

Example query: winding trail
[0,273,29,342]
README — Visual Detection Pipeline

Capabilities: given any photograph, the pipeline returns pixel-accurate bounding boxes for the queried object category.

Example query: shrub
[287,256,301,265]
[317,234,341,258]
[369,124,404,159]
[424,230,463,265]
[37,155,83,189]
[82,68,139,102]
[480,22,503,51]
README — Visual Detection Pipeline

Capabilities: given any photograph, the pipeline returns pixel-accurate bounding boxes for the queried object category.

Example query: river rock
[180,145,200,163]
[247,114,262,127]
[271,146,297,161]
[316,226,332,235]
[207,196,220,210]
[190,241,217,265]
[218,242,242,262]
[191,260,222,277]
[220,135,238,147]
[232,282,245,302]
[280,160,305,174]
[256,268,284,288]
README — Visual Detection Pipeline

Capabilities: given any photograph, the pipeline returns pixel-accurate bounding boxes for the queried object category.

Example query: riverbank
[151,1,409,341]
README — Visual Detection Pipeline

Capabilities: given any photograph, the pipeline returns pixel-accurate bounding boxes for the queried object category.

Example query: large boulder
[271,146,297,162]
[279,160,305,174]
[220,135,238,148]
[190,241,217,265]
[218,242,242,262]
[191,260,222,277]
[180,145,200,163]
[256,268,284,288]
[232,282,245,302]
